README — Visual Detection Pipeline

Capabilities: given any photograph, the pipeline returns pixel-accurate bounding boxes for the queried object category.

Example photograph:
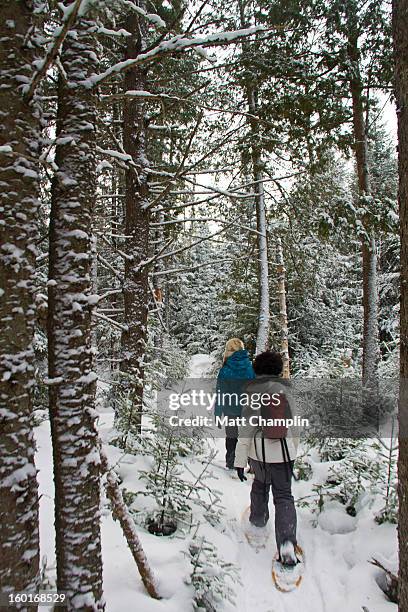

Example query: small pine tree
[186,535,241,611]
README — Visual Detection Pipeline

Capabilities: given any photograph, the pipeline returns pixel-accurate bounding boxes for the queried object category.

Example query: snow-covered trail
[207,436,336,612]
[193,354,397,612]
[33,354,397,611]
[212,446,397,612]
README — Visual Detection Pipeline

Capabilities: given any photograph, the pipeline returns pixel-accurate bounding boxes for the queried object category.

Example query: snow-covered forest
[1,0,408,610]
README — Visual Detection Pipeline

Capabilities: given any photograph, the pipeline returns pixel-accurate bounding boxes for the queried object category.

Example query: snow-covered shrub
[326,443,380,515]
[110,381,138,447]
[375,484,398,525]
[103,329,190,450]
[145,329,189,390]
[186,536,240,611]
[297,482,337,520]
[131,402,222,534]
[299,435,398,522]
[140,436,199,535]
[373,433,398,524]
[317,438,362,462]
[293,447,313,480]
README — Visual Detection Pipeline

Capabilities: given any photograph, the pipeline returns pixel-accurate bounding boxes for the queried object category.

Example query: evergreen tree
[320,0,393,386]
[392,0,408,606]
[119,3,151,434]
[48,3,104,607]
[0,0,42,595]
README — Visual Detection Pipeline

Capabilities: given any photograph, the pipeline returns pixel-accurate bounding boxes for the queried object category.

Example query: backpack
[260,392,289,439]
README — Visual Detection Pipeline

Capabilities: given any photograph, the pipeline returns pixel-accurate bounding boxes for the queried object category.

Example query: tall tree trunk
[276,238,290,378]
[0,1,41,596]
[347,26,380,386]
[48,5,104,609]
[247,87,270,354]
[392,0,408,607]
[120,3,150,437]
[238,0,270,354]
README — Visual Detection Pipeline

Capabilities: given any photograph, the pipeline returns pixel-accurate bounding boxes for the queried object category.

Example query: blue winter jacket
[214,349,255,418]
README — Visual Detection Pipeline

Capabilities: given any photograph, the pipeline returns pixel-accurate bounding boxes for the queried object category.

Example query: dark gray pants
[225,424,238,468]
[249,458,297,550]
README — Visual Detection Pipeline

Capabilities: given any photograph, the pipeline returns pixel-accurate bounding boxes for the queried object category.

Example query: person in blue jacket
[214,338,255,469]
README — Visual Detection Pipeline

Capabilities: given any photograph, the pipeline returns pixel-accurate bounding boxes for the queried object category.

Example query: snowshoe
[272,544,304,592]
[241,506,271,550]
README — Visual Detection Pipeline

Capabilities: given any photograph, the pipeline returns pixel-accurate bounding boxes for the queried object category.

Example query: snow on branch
[97,147,133,165]
[94,311,128,332]
[100,90,181,104]
[115,0,166,28]
[148,215,247,266]
[0,145,13,155]
[97,253,123,281]
[151,254,251,277]
[97,26,132,37]
[24,0,84,101]
[85,25,271,87]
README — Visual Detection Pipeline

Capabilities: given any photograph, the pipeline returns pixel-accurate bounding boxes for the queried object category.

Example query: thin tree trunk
[48,5,104,609]
[153,204,167,345]
[247,87,270,354]
[152,145,167,345]
[347,26,380,386]
[392,0,408,607]
[120,2,150,436]
[0,1,41,597]
[238,0,270,354]
[276,238,290,378]
[99,448,161,600]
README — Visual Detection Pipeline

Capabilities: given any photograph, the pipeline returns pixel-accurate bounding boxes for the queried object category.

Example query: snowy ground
[34,354,398,611]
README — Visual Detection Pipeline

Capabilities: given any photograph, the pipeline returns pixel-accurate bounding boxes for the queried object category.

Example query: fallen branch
[100,447,161,600]
[370,557,398,604]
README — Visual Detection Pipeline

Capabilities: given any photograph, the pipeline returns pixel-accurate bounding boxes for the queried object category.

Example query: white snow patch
[0,145,13,155]
[317,502,357,534]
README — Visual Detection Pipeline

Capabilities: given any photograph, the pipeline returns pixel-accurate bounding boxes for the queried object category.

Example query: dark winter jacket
[214,349,255,418]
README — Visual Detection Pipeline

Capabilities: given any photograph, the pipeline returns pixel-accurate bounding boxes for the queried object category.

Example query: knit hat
[223,338,245,363]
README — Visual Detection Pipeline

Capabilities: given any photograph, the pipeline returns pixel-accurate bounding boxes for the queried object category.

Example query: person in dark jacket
[214,338,255,469]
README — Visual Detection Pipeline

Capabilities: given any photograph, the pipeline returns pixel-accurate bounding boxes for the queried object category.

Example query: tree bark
[238,0,270,354]
[120,2,150,437]
[346,24,380,386]
[0,1,41,597]
[48,5,104,609]
[392,0,408,608]
[247,87,270,354]
[276,238,290,378]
